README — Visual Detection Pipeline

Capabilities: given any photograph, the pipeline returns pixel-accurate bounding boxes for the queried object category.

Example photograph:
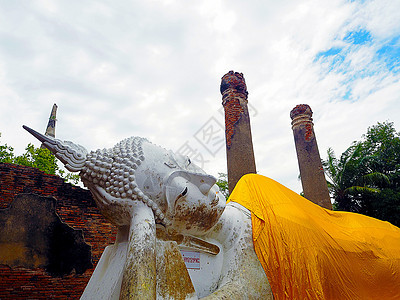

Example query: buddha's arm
[120,201,157,300]
[201,203,273,299]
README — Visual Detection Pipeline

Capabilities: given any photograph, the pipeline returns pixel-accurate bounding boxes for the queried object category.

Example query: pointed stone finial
[290,104,332,209]
[220,71,256,194]
[45,103,58,138]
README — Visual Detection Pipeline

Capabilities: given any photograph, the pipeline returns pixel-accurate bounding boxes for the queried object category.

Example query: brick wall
[223,97,244,148]
[0,163,117,299]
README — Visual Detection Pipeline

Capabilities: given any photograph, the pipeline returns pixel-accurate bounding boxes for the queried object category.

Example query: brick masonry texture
[221,71,248,149]
[289,104,312,120]
[223,97,244,148]
[0,163,117,299]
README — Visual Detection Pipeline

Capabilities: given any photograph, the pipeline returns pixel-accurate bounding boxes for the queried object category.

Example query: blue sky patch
[315,47,342,59]
[314,47,346,72]
[376,36,400,72]
[343,89,352,100]
[314,33,399,102]
[347,0,366,3]
[344,29,372,45]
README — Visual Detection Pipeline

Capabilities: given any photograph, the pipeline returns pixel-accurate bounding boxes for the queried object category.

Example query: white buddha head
[80,137,226,235]
[23,125,226,236]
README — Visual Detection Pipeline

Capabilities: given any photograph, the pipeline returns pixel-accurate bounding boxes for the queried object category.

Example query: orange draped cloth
[228,174,400,300]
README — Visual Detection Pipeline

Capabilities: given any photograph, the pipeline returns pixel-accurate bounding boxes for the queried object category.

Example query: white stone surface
[24,125,273,299]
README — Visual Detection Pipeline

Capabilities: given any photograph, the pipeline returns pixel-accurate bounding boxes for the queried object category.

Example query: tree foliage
[0,133,80,185]
[216,173,229,199]
[324,121,400,226]
[324,144,389,212]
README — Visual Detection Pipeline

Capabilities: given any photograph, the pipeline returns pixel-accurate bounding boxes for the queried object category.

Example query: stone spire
[45,103,57,138]
[41,104,57,149]
[290,104,332,209]
[220,71,256,194]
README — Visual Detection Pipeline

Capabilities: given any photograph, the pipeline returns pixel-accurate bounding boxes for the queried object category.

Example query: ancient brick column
[45,103,58,138]
[290,104,332,209]
[220,71,256,194]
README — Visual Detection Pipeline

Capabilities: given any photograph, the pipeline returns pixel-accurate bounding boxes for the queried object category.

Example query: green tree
[324,121,400,226]
[324,144,389,212]
[13,143,59,175]
[216,173,229,199]
[359,122,400,225]
[0,134,15,163]
[0,134,80,185]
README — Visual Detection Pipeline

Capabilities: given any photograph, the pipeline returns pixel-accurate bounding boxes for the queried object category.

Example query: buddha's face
[163,153,226,236]
[86,139,226,233]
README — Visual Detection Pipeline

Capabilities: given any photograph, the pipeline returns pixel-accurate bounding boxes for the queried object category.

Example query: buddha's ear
[165,171,217,212]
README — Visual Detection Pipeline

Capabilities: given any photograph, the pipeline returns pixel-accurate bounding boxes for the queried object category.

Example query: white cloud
[0,0,399,195]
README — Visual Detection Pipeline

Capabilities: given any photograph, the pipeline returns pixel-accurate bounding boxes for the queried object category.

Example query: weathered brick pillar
[220,71,256,194]
[290,104,332,209]
[45,103,57,138]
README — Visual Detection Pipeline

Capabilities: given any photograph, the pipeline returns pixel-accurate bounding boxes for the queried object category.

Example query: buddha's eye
[181,187,188,197]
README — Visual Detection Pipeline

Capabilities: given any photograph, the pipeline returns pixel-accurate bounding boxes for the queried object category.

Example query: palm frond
[345,186,380,195]
[324,147,338,182]
[358,172,390,187]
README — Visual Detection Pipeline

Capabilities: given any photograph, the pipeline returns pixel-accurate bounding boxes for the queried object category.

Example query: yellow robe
[228,174,400,300]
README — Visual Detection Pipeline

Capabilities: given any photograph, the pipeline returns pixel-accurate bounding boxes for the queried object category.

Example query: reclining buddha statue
[24,125,400,300]
[23,125,272,299]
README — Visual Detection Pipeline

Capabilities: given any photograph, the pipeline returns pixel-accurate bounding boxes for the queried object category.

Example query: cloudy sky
[0,0,399,193]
